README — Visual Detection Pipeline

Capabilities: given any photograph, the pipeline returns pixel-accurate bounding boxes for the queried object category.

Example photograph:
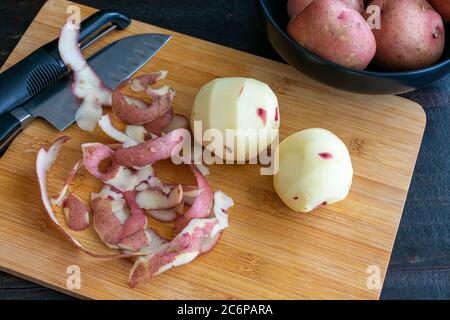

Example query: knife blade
[0,33,171,156]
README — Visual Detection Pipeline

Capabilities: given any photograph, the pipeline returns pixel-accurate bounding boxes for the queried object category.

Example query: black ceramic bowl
[257,0,450,95]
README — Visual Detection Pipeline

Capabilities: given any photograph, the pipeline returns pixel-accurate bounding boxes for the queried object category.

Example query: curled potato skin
[112,72,175,125]
[113,128,186,168]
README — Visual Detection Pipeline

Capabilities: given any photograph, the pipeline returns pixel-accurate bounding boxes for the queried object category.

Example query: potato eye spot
[256,107,267,126]
[319,152,333,159]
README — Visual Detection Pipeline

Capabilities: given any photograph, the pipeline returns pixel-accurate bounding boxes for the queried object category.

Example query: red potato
[287,0,312,17]
[287,0,376,70]
[288,0,364,18]
[429,0,450,22]
[367,0,445,71]
[344,0,365,13]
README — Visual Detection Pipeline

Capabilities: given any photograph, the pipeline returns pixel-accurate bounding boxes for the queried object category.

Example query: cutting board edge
[0,265,88,300]
[0,0,428,300]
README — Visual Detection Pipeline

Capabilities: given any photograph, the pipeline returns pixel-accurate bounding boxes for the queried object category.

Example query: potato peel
[34,20,234,285]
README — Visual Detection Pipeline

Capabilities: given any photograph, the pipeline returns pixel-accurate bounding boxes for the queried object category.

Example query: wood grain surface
[0,0,426,299]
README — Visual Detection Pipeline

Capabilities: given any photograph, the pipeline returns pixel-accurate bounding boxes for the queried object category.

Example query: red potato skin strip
[120,191,148,240]
[51,159,83,205]
[114,128,187,168]
[128,219,217,287]
[72,71,111,103]
[58,21,85,73]
[143,109,173,134]
[91,195,150,252]
[118,229,150,252]
[59,20,111,131]
[173,165,214,234]
[36,136,138,259]
[161,114,189,134]
[123,229,170,256]
[128,190,232,287]
[82,143,118,181]
[98,114,137,146]
[112,71,175,125]
[146,209,178,222]
[91,197,124,247]
[63,194,90,231]
[144,112,189,136]
[136,185,183,210]
[59,21,111,100]
[37,134,234,283]
[124,72,166,92]
[200,231,222,255]
[181,185,203,206]
[82,146,154,192]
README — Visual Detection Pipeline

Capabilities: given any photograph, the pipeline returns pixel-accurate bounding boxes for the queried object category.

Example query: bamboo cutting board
[0,0,426,300]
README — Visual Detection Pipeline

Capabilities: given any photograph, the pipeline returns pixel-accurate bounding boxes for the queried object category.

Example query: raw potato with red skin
[34,18,235,287]
[287,0,364,18]
[366,0,445,71]
[287,0,376,70]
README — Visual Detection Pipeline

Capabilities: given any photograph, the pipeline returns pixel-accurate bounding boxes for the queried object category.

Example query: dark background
[0,0,449,300]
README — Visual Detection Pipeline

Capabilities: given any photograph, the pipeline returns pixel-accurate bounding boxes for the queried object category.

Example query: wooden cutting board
[0,0,426,300]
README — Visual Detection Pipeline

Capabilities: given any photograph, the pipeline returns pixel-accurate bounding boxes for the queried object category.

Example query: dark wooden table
[0,0,449,300]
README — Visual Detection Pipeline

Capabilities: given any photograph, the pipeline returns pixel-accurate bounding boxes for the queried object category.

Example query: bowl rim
[258,0,450,77]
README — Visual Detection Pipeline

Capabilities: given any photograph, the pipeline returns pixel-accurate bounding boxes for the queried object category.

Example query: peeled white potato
[191,78,280,161]
[273,128,353,213]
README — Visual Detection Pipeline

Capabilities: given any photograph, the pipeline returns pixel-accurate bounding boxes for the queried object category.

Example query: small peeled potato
[274,128,353,213]
[191,78,280,161]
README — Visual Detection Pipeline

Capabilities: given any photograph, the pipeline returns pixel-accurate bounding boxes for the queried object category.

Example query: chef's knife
[0,33,171,157]
[0,10,131,117]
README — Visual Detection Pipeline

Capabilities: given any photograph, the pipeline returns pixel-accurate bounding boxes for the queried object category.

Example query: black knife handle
[0,50,65,118]
[0,112,28,158]
[0,11,131,118]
